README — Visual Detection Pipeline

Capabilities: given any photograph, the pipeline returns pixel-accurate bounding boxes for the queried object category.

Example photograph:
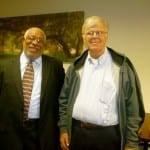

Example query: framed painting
[0,11,84,62]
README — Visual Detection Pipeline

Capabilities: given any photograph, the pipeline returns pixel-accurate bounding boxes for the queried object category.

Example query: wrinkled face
[83,23,108,58]
[23,28,45,60]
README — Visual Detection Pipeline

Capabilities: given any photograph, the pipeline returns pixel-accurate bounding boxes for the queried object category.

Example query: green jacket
[58,47,145,150]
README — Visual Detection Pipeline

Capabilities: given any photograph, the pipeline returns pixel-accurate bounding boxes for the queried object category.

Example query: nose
[93,32,98,37]
[92,32,99,38]
[32,39,39,44]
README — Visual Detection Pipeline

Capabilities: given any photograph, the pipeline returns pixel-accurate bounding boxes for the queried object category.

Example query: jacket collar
[73,47,126,70]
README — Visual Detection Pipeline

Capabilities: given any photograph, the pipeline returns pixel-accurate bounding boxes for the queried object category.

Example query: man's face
[83,23,108,58]
[23,28,45,60]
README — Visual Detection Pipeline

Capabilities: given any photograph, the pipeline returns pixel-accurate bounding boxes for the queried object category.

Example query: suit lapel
[40,56,50,101]
[11,56,24,100]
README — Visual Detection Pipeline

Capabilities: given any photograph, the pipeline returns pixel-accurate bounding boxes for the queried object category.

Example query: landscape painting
[0,11,84,62]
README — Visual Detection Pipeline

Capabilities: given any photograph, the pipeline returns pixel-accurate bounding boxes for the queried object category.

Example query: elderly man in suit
[0,27,65,150]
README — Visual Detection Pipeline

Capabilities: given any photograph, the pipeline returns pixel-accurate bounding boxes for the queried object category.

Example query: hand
[60,132,70,150]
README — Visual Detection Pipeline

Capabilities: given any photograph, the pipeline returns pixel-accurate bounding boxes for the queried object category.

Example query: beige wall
[1,0,150,112]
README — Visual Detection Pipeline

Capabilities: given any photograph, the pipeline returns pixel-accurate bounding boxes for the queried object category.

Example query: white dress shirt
[20,52,42,119]
[72,48,119,126]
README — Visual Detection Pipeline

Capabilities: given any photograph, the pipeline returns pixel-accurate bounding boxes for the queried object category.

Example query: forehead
[26,28,44,38]
[85,23,107,31]
[83,17,108,33]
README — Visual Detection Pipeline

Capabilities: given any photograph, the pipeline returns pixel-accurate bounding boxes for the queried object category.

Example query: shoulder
[0,55,19,65]
[42,54,63,66]
[42,55,65,75]
[108,47,134,68]
[107,47,125,65]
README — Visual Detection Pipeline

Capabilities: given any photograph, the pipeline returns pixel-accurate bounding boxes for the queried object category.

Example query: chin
[90,48,99,52]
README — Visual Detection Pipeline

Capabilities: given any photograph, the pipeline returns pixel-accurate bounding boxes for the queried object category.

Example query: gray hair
[24,27,46,42]
[82,16,109,33]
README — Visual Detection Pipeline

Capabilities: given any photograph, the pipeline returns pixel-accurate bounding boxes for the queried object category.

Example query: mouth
[29,46,40,51]
[90,39,100,44]
[91,42,97,44]
[90,42,99,46]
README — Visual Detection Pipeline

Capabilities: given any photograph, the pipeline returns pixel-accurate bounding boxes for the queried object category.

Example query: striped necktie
[22,62,34,120]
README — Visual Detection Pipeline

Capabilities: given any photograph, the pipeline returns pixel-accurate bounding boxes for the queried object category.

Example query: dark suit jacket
[0,54,65,150]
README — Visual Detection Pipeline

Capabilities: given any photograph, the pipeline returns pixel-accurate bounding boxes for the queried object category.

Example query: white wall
[1,0,150,112]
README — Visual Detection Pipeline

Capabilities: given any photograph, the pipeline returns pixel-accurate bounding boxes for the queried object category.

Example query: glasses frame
[25,35,45,44]
[85,31,108,37]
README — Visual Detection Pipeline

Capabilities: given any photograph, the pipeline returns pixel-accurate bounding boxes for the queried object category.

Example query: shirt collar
[20,51,42,65]
[87,47,109,66]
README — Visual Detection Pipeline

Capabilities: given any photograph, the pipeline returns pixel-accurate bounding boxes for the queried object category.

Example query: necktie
[22,62,34,120]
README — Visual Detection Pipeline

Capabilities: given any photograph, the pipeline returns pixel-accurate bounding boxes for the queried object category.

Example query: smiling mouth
[29,46,39,51]
[91,40,100,43]
[91,42,98,45]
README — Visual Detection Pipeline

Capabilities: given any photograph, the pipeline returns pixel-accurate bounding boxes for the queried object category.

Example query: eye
[86,31,107,36]
[26,36,44,44]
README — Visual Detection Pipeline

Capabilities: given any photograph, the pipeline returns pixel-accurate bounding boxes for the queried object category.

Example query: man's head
[82,16,109,59]
[23,27,46,60]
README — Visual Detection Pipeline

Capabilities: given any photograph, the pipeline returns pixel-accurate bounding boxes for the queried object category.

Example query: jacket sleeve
[123,59,145,148]
[58,65,73,134]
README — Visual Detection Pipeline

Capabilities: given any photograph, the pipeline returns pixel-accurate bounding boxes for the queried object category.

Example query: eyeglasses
[85,31,108,37]
[26,35,45,44]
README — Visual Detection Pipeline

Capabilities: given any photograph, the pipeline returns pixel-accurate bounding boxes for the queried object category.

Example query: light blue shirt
[20,52,42,119]
[72,48,119,126]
